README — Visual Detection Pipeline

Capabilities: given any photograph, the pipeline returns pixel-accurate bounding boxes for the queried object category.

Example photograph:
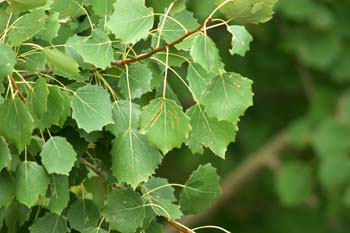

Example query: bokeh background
[158,0,350,232]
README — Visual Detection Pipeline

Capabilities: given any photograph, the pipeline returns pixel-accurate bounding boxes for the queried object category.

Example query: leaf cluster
[0,0,277,232]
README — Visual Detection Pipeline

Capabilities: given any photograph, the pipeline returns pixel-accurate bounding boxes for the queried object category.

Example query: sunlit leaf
[71,84,113,133]
[8,0,47,12]
[186,63,217,98]
[215,0,278,24]
[111,130,162,188]
[91,0,115,16]
[106,0,154,44]
[106,100,141,136]
[200,73,253,122]
[186,104,236,158]
[228,25,253,56]
[40,136,77,175]
[36,12,60,42]
[7,10,47,46]
[67,29,114,69]
[158,9,199,51]
[190,34,223,73]
[119,62,153,99]
[139,98,191,154]
[43,48,82,81]
[16,162,49,208]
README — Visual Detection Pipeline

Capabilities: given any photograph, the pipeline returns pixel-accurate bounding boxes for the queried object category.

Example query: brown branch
[166,219,193,233]
[164,131,290,232]
[21,69,52,79]
[79,158,107,182]
[8,75,26,102]
[113,18,212,66]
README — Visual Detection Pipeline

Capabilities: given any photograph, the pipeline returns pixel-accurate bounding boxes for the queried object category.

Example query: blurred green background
[158,0,350,232]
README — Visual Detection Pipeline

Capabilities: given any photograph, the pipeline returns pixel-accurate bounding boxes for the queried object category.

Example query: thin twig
[79,157,107,182]
[166,219,193,233]
[8,75,26,102]
[21,70,52,78]
[113,18,212,66]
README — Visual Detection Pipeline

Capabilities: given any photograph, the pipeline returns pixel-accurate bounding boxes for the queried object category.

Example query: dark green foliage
[0,0,278,232]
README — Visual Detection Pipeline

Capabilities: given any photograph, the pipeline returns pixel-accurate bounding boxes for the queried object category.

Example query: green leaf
[16,161,49,208]
[29,212,67,233]
[119,62,153,99]
[51,0,84,18]
[67,199,100,231]
[0,43,17,77]
[277,0,317,20]
[4,201,31,232]
[141,178,182,220]
[36,12,60,42]
[59,91,72,126]
[71,84,113,133]
[67,29,114,69]
[158,9,200,51]
[106,0,154,44]
[0,138,11,171]
[190,34,223,73]
[139,98,191,154]
[22,52,46,73]
[8,0,47,12]
[312,119,350,159]
[84,177,106,208]
[81,227,108,233]
[215,0,278,24]
[91,0,115,16]
[228,25,253,56]
[275,162,312,206]
[0,171,15,206]
[337,91,350,126]
[102,189,145,233]
[200,73,253,122]
[7,10,47,46]
[48,175,69,214]
[186,104,236,157]
[27,78,48,119]
[144,221,163,233]
[179,163,221,214]
[40,136,77,174]
[111,130,162,188]
[344,185,350,206]
[35,86,65,130]
[0,98,33,152]
[43,48,82,80]
[293,33,340,70]
[106,100,141,136]
[319,155,350,190]
[186,63,217,98]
